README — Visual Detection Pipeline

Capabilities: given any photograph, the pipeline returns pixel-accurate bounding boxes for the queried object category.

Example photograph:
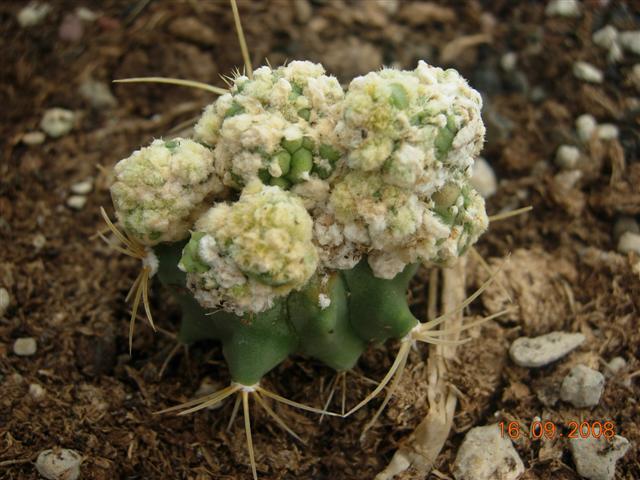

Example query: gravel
[545,0,581,18]
[555,144,581,169]
[596,124,619,140]
[576,114,597,142]
[0,287,10,317]
[21,131,46,145]
[40,108,75,138]
[570,435,630,480]
[70,178,94,195]
[453,424,525,480]
[36,448,82,480]
[619,31,640,55]
[613,216,639,242]
[617,231,640,255]
[509,331,585,368]
[17,2,51,28]
[573,61,604,83]
[66,195,87,210]
[560,364,605,408]
[13,337,37,356]
[79,80,117,109]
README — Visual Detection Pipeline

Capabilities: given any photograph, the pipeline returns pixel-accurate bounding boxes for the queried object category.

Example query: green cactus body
[154,242,418,385]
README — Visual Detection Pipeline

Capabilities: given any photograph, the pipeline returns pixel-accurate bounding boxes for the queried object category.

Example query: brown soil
[1,1,639,479]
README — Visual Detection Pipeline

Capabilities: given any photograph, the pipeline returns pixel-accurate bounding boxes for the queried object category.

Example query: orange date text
[499,420,616,440]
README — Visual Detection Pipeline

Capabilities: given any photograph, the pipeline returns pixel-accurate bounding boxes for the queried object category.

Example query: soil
[1,1,639,479]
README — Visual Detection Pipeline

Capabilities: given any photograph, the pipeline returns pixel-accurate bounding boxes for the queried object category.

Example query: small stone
[194,378,225,410]
[79,80,117,109]
[36,448,82,480]
[573,61,604,83]
[22,131,46,145]
[75,7,98,22]
[607,43,624,63]
[618,231,640,255]
[17,2,51,27]
[613,216,639,242]
[168,17,217,46]
[13,337,37,356]
[470,158,497,198]
[453,424,524,480]
[593,26,618,49]
[554,170,582,190]
[32,233,47,250]
[0,288,10,316]
[619,31,640,55]
[597,124,619,140]
[29,383,46,400]
[500,52,518,71]
[629,64,640,91]
[66,195,87,210]
[570,435,629,480]
[560,364,605,407]
[294,0,312,23]
[605,356,626,376]
[529,86,547,103]
[545,0,581,17]
[576,114,598,142]
[555,144,581,169]
[58,13,84,42]
[509,331,585,368]
[70,178,93,195]
[40,108,74,138]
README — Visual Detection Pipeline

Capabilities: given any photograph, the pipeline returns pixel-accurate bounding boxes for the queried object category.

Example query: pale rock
[570,435,630,480]
[75,7,98,22]
[573,61,604,83]
[560,364,605,407]
[17,2,51,27]
[554,170,582,191]
[40,108,75,138]
[0,287,10,316]
[576,114,597,142]
[453,424,525,480]
[555,144,581,169]
[605,356,626,376]
[29,383,46,400]
[596,124,619,140]
[501,52,518,71]
[36,448,82,480]
[66,195,87,210]
[194,377,225,410]
[545,0,581,17]
[509,331,585,368]
[607,42,624,63]
[619,31,640,55]
[22,131,46,146]
[70,178,94,195]
[613,216,639,242]
[32,233,47,250]
[629,64,640,91]
[79,80,117,109]
[592,26,618,49]
[13,337,37,356]
[470,157,497,198]
[618,231,640,255]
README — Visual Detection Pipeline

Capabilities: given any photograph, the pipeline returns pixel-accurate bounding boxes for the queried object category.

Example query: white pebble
[453,424,524,480]
[75,7,98,22]
[573,61,604,83]
[619,30,640,55]
[576,114,598,142]
[500,52,518,71]
[29,383,46,400]
[597,124,619,140]
[32,233,47,250]
[560,364,605,407]
[570,435,629,480]
[36,448,82,480]
[40,108,75,138]
[605,356,626,376]
[593,26,618,49]
[607,42,624,63]
[79,80,117,109]
[13,337,37,356]
[555,144,581,169]
[554,169,582,190]
[618,231,640,255]
[70,178,93,195]
[66,195,87,210]
[545,0,581,17]
[21,131,46,146]
[509,331,585,368]
[470,157,497,198]
[17,2,51,27]
[629,64,640,91]
[0,288,10,317]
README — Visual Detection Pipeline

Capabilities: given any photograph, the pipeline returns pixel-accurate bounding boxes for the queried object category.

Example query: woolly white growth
[193,61,345,190]
[110,138,223,245]
[181,181,318,314]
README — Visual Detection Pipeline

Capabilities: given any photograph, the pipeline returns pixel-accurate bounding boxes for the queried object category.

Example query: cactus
[99,4,502,478]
